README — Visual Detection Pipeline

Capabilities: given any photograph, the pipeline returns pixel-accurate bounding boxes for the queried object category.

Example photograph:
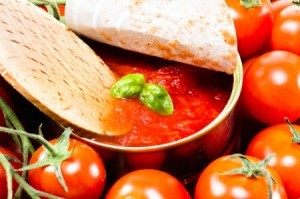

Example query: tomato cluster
[1,0,300,199]
[233,0,300,198]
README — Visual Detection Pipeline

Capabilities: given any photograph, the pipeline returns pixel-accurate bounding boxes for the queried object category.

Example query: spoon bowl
[0,0,118,135]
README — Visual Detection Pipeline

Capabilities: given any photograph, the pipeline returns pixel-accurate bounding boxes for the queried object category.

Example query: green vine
[240,0,262,9]
[28,0,66,24]
[0,97,63,198]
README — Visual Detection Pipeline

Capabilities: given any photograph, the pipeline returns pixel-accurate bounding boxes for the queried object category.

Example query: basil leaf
[139,83,174,115]
[110,73,146,98]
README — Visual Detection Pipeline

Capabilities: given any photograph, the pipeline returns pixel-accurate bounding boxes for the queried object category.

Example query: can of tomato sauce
[69,39,243,189]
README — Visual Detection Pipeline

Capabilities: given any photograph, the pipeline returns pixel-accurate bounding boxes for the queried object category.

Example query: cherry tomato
[242,56,257,74]
[225,0,274,59]
[271,4,300,56]
[271,0,293,17]
[27,138,106,199]
[105,169,191,199]
[0,147,21,199]
[246,123,300,199]
[240,50,300,124]
[194,154,287,199]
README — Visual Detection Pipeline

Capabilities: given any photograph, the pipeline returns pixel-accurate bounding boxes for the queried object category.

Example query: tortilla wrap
[65,0,238,74]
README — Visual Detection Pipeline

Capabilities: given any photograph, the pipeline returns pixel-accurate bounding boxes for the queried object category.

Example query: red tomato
[246,123,300,199]
[225,0,274,59]
[271,4,300,56]
[194,154,287,199]
[105,169,191,199]
[240,50,300,124]
[0,147,21,199]
[242,56,257,74]
[271,0,293,17]
[27,138,106,199]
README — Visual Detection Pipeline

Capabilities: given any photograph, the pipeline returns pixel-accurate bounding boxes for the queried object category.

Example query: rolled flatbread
[65,0,238,74]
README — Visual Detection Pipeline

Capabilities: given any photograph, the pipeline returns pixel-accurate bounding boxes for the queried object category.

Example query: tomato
[225,0,274,59]
[246,123,300,199]
[271,0,293,17]
[194,154,287,199]
[0,147,21,199]
[27,138,106,199]
[240,50,300,124]
[242,56,257,74]
[105,169,191,199]
[271,4,300,56]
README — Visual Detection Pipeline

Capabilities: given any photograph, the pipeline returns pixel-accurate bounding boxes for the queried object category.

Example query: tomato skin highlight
[246,124,300,199]
[105,169,191,199]
[225,0,274,59]
[27,138,106,199]
[271,0,293,17]
[0,147,21,199]
[271,5,300,56]
[194,155,287,199]
[240,50,300,124]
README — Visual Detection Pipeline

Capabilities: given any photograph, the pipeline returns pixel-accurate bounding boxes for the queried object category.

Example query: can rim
[72,56,243,152]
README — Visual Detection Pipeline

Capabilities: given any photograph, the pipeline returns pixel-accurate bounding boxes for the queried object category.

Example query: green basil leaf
[110,73,146,98]
[139,83,173,115]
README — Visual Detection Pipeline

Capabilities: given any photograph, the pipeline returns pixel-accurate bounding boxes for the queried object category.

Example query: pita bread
[65,0,238,74]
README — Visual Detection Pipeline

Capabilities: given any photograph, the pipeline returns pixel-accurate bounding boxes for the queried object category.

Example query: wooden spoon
[0,0,119,135]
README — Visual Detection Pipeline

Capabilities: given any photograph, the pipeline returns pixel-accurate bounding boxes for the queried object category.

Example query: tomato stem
[293,0,300,6]
[0,153,13,199]
[221,154,277,199]
[0,97,36,198]
[0,153,63,199]
[240,0,262,9]
[0,126,73,192]
[13,171,64,199]
[28,0,66,23]
[285,117,300,143]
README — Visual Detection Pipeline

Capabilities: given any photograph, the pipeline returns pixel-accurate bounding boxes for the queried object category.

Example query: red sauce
[87,41,233,147]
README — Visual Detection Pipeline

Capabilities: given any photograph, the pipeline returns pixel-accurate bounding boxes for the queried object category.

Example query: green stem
[240,0,262,9]
[222,154,277,199]
[285,117,300,143]
[0,97,35,198]
[28,0,66,22]
[28,0,66,5]
[0,153,63,199]
[293,0,300,6]
[0,154,13,199]
[13,172,64,199]
[0,98,34,154]
[0,127,59,156]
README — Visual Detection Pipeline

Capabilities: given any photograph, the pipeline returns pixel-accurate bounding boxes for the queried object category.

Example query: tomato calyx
[221,153,276,199]
[285,117,300,143]
[6,127,73,192]
[240,0,262,9]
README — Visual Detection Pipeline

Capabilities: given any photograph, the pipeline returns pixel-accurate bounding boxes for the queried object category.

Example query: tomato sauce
[87,41,233,147]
